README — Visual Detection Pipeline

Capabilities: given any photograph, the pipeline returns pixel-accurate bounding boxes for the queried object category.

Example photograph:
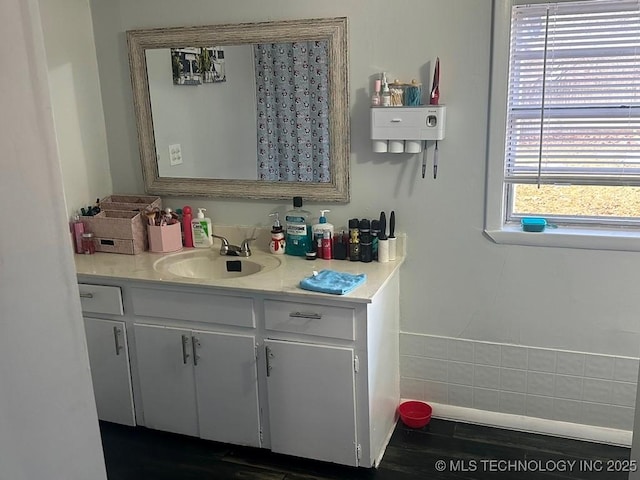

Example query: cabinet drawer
[78,284,124,316]
[264,300,354,341]
[131,287,254,328]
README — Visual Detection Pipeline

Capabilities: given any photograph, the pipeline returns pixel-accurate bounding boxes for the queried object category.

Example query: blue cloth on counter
[299,269,367,295]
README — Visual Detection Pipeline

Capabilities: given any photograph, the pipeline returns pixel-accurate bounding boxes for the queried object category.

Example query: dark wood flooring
[100,419,631,479]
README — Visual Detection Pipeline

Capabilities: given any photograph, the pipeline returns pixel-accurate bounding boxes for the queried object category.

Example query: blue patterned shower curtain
[254,41,331,182]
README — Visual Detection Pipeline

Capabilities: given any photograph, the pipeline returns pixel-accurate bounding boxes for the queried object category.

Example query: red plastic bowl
[398,401,432,428]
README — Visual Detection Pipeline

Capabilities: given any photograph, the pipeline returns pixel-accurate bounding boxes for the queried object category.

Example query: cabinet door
[193,330,261,447]
[134,323,198,436]
[84,318,135,426]
[265,339,358,466]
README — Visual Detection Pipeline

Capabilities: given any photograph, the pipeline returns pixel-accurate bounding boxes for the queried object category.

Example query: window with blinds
[504,0,640,225]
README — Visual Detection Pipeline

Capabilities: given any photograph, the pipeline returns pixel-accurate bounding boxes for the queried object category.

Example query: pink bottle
[72,215,85,254]
[182,206,194,248]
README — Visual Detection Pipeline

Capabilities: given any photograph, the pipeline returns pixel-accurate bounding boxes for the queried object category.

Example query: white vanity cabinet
[134,323,261,447]
[265,339,359,466]
[76,263,400,469]
[130,287,261,447]
[78,284,136,426]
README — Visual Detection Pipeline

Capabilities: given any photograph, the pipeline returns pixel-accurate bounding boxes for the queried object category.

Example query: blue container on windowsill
[521,217,547,232]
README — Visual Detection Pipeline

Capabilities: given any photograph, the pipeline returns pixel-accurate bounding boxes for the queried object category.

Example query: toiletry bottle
[285,196,311,256]
[72,214,85,254]
[378,211,389,263]
[333,231,348,260]
[269,213,285,255]
[312,210,333,259]
[181,206,194,248]
[81,232,96,255]
[371,219,380,261]
[322,230,332,260]
[381,77,391,107]
[191,208,213,248]
[359,219,372,263]
[348,218,360,261]
[371,79,381,106]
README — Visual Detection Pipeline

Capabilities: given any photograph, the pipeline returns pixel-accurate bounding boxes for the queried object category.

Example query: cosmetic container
[82,232,96,255]
[73,215,85,254]
[181,206,194,247]
[359,219,372,263]
[322,230,332,260]
[348,218,360,261]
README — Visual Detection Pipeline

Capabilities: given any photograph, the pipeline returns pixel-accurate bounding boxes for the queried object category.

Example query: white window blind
[505,0,640,187]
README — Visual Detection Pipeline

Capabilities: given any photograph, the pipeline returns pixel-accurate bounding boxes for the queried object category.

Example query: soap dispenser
[191,208,213,248]
[269,213,285,255]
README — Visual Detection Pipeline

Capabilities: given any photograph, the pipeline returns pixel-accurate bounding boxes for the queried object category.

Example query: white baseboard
[427,402,632,447]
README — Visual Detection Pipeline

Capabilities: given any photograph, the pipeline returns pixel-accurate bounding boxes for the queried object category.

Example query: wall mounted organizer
[370,105,446,154]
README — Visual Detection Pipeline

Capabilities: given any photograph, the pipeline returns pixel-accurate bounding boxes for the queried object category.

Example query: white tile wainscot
[75,249,403,468]
[399,333,638,446]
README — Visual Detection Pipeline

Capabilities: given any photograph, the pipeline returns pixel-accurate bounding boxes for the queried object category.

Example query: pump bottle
[191,208,213,248]
[269,213,285,255]
[312,210,333,259]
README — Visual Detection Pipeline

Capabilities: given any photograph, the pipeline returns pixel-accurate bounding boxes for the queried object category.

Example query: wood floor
[100,419,631,479]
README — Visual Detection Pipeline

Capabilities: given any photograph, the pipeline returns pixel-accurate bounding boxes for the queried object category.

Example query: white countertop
[75,248,403,304]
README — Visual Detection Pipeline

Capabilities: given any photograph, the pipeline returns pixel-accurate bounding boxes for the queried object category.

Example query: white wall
[0,1,107,478]
[40,0,113,219]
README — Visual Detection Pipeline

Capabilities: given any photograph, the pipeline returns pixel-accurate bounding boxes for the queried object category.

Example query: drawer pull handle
[181,335,191,365]
[390,118,402,123]
[289,311,322,320]
[265,346,273,377]
[191,336,200,366]
[113,326,123,356]
[79,293,94,299]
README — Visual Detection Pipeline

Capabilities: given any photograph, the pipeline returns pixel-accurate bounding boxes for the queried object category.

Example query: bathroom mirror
[127,17,350,202]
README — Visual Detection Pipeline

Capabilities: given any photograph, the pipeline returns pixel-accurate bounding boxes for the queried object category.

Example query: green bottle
[285,197,311,256]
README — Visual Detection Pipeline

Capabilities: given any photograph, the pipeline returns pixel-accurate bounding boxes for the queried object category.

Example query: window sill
[484,225,640,252]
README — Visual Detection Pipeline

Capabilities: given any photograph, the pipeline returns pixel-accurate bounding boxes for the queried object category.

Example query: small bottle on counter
[181,206,194,248]
[322,230,332,260]
[81,232,96,255]
[359,219,372,263]
[371,219,380,261]
[348,218,360,261]
[269,213,285,255]
[73,214,85,254]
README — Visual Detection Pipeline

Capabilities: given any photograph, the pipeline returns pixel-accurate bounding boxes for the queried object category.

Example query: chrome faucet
[212,235,255,257]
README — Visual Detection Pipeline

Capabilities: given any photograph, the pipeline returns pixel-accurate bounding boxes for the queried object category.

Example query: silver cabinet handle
[191,336,200,366]
[289,311,322,320]
[181,335,190,365]
[265,345,273,377]
[79,293,94,299]
[113,326,123,356]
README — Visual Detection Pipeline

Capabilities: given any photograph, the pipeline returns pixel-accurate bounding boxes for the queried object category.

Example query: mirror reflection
[127,17,349,201]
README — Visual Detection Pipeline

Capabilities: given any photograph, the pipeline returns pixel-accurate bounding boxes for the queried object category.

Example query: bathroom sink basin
[153,250,281,280]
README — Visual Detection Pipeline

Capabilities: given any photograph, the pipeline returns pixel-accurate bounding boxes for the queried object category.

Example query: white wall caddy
[370,105,446,154]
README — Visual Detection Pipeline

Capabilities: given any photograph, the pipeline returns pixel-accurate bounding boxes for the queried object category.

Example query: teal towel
[299,269,367,295]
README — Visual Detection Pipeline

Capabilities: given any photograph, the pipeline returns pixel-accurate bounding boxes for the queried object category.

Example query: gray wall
[85,0,640,434]
[91,0,640,357]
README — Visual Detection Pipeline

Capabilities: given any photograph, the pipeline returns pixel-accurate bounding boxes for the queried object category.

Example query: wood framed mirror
[126,17,350,202]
